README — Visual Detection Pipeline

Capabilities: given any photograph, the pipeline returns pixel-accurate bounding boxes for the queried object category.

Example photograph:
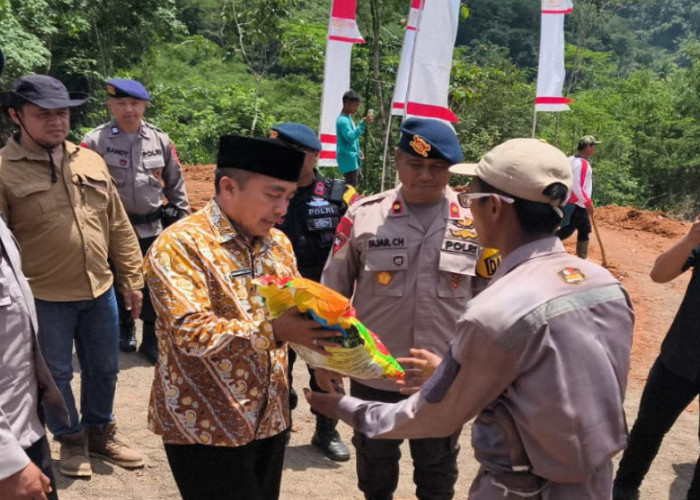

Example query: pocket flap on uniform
[364,249,408,272]
[439,250,477,276]
[5,178,52,199]
[73,173,108,194]
[143,158,165,169]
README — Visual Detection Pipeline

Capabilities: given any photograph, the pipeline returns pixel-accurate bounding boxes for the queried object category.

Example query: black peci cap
[217,136,305,183]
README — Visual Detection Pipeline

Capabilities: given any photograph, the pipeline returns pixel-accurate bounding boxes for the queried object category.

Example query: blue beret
[398,118,463,164]
[271,122,321,152]
[105,78,150,100]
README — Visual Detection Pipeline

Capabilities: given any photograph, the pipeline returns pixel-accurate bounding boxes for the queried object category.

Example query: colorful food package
[255,276,404,380]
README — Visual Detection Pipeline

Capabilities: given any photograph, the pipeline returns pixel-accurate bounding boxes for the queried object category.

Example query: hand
[684,214,700,246]
[303,388,343,420]
[271,307,341,356]
[122,290,143,320]
[363,112,373,124]
[0,461,52,500]
[586,205,594,216]
[314,368,344,393]
[395,348,442,395]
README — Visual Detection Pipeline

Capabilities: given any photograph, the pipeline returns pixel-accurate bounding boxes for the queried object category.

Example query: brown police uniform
[322,185,487,498]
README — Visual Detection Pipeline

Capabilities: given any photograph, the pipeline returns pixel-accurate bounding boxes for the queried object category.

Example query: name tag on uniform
[229,268,252,279]
[367,237,406,249]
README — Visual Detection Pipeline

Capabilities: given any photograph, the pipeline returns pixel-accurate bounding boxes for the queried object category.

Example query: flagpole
[380,114,393,191]
[531,108,538,138]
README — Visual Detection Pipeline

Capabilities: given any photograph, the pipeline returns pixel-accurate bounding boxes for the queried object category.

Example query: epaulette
[350,191,388,210]
[143,121,165,134]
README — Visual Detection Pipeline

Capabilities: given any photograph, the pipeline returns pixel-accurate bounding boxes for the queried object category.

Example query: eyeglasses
[457,192,515,208]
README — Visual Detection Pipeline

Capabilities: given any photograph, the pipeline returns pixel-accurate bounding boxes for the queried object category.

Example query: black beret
[217,135,304,183]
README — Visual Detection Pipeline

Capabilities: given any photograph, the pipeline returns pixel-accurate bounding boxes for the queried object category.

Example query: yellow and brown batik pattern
[144,199,299,446]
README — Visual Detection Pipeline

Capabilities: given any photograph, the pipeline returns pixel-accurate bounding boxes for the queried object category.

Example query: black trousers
[164,433,287,500]
[25,435,59,500]
[614,358,700,498]
[556,205,591,242]
[115,236,157,334]
[350,382,460,500]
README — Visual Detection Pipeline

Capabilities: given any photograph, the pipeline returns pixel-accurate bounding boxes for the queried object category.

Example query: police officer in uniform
[271,122,356,461]
[320,118,486,499]
[81,79,190,363]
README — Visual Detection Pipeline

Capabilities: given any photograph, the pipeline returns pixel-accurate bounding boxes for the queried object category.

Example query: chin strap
[15,114,60,183]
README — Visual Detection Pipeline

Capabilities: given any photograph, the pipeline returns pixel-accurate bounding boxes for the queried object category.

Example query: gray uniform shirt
[81,119,189,238]
[0,216,67,480]
[336,237,634,498]
[322,186,483,392]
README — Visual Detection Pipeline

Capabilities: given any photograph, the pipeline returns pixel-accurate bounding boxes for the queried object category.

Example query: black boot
[119,327,136,353]
[311,415,350,461]
[138,322,158,364]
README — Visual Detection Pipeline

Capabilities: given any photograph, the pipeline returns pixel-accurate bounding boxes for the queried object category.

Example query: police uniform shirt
[276,172,346,281]
[334,237,635,499]
[81,119,190,238]
[321,185,484,392]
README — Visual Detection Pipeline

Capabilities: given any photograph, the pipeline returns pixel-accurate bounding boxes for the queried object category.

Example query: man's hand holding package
[271,307,340,356]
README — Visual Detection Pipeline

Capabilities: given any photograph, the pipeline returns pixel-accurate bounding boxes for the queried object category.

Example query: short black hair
[473,178,569,237]
[342,90,360,104]
[214,168,254,194]
[577,142,589,152]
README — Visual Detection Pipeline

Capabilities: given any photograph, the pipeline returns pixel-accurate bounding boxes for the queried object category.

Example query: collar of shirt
[3,136,78,163]
[493,236,565,281]
[207,198,272,253]
[108,118,148,138]
[389,186,459,220]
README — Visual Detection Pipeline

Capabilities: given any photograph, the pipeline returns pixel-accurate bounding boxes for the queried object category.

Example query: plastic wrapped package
[255,276,404,380]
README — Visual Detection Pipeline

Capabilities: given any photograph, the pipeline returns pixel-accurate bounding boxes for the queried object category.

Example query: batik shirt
[144,199,298,446]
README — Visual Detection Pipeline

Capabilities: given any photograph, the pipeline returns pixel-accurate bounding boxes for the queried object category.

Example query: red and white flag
[395,0,460,123]
[390,0,422,116]
[535,0,573,112]
[318,0,364,167]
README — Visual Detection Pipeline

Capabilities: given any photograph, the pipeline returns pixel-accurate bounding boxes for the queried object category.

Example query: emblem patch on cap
[376,271,392,286]
[268,130,279,139]
[558,267,586,284]
[106,84,116,96]
[409,135,431,157]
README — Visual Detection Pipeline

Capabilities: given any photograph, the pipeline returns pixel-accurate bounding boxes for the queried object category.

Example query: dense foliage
[2,0,700,216]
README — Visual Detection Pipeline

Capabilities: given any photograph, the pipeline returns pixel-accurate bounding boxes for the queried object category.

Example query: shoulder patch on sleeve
[331,215,354,258]
[422,348,461,404]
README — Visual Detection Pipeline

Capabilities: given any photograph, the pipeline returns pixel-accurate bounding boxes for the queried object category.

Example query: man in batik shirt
[144,136,339,500]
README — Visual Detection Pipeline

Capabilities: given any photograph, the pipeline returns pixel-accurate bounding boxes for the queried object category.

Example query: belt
[129,208,162,225]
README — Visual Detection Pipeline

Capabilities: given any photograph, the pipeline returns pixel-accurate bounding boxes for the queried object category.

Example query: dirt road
[50,167,699,499]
